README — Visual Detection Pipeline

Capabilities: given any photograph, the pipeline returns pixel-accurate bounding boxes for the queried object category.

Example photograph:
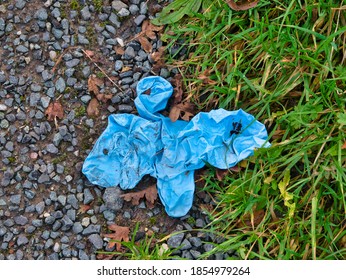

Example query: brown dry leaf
[96,93,113,103]
[114,46,125,55]
[198,69,217,85]
[150,47,165,63]
[87,98,99,117]
[216,169,229,181]
[45,101,64,121]
[171,74,183,105]
[121,185,158,209]
[142,20,163,39]
[237,209,265,228]
[342,141,346,150]
[96,254,114,260]
[181,111,194,121]
[78,204,91,214]
[138,36,153,53]
[88,75,103,95]
[104,224,130,251]
[226,0,259,11]
[84,50,94,57]
[169,105,181,122]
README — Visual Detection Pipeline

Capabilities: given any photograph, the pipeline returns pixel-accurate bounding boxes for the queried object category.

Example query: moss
[8,157,16,164]
[75,105,86,117]
[52,153,68,164]
[70,0,80,11]
[92,0,103,13]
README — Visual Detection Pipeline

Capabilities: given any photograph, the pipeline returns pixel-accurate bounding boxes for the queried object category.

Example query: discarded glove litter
[82,76,270,217]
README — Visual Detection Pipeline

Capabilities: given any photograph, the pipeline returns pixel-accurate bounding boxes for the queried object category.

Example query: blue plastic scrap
[82,76,270,217]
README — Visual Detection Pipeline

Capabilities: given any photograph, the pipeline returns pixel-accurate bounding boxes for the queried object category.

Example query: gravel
[0,0,229,261]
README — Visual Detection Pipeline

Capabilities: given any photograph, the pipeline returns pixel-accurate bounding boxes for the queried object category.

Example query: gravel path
[0,0,233,260]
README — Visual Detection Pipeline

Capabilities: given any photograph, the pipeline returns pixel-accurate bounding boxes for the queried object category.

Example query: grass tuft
[162,0,346,259]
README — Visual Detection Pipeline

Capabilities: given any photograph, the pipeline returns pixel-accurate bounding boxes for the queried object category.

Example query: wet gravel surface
[0,0,235,260]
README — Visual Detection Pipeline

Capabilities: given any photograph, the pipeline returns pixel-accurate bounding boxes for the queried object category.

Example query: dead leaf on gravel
[121,185,158,209]
[88,75,103,95]
[87,98,99,117]
[151,46,166,72]
[96,93,113,103]
[78,204,91,214]
[104,224,130,251]
[84,50,94,57]
[226,0,259,11]
[114,46,125,55]
[142,20,163,39]
[45,101,64,121]
[138,36,153,53]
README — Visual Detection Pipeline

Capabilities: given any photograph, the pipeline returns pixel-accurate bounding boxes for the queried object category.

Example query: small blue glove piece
[82,76,270,217]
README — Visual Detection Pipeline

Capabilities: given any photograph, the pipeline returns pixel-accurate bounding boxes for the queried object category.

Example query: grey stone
[203,243,215,252]
[14,215,28,226]
[118,104,133,113]
[35,8,48,21]
[114,60,123,71]
[52,221,61,231]
[102,187,123,211]
[190,249,201,259]
[67,194,79,209]
[32,219,43,227]
[41,96,51,108]
[167,233,185,248]
[124,46,135,59]
[55,77,66,93]
[73,222,83,234]
[83,188,94,204]
[103,210,115,221]
[45,216,55,225]
[52,28,64,39]
[30,92,41,106]
[82,224,101,236]
[5,141,14,152]
[181,239,192,250]
[109,13,121,28]
[81,95,91,103]
[79,250,89,260]
[38,173,50,183]
[26,225,36,234]
[81,6,91,20]
[189,237,202,248]
[35,201,45,214]
[88,234,103,249]
[112,1,128,11]
[15,0,26,9]
[195,218,205,228]
[0,227,7,237]
[45,239,54,249]
[46,144,58,154]
[118,7,130,17]
[10,194,21,205]
[57,195,66,206]
[0,104,7,111]
[16,45,29,53]
[61,215,73,231]
[65,59,80,68]
[129,4,139,15]
[17,234,29,246]
[66,209,76,221]
[134,15,146,26]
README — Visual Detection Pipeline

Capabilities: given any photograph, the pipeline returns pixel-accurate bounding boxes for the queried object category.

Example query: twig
[81,48,125,94]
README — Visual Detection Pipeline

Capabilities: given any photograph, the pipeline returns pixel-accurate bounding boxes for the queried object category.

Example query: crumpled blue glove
[82,76,270,217]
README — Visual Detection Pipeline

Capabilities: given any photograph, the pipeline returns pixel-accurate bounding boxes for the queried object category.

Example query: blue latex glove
[82,76,270,217]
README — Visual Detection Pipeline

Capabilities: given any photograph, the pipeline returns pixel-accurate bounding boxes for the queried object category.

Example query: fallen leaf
[142,20,163,39]
[226,0,259,11]
[88,75,103,95]
[96,93,113,103]
[237,209,265,228]
[121,185,158,209]
[78,204,91,214]
[138,36,153,53]
[216,169,228,181]
[169,105,181,122]
[181,111,194,121]
[96,254,114,260]
[150,46,166,72]
[198,69,217,85]
[45,101,64,121]
[104,224,130,251]
[342,141,346,149]
[87,98,99,117]
[171,74,183,105]
[114,46,125,55]
[84,50,94,57]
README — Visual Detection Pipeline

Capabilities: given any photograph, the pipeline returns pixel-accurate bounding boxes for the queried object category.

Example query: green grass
[157,0,346,259]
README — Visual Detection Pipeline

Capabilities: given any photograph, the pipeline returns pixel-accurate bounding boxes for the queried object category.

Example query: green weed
[160,0,346,260]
